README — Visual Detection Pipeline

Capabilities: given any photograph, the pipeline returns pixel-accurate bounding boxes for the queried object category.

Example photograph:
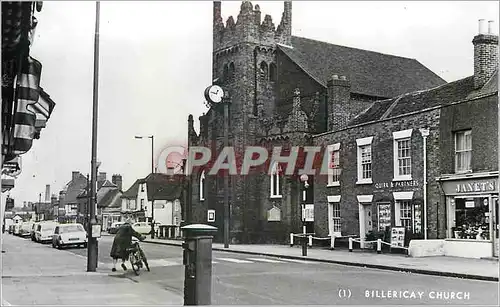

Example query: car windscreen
[60,225,85,233]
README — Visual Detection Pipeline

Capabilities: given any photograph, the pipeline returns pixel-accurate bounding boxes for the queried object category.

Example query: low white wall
[408,239,445,257]
[409,239,493,258]
[444,239,492,258]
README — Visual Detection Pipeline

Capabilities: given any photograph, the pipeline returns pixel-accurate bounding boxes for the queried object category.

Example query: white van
[35,221,58,243]
[20,221,33,237]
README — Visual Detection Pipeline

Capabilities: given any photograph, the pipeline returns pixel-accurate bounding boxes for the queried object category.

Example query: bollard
[308,235,313,247]
[290,233,294,247]
[330,235,335,250]
[349,237,353,252]
[377,239,382,254]
[182,224,217,306]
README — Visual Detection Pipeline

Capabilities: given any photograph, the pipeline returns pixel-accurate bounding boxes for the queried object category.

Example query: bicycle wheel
[139,248,150,272]
[130,253,140,275]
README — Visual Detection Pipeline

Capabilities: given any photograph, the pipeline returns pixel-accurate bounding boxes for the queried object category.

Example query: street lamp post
[87,1,100,273]
[419,128,429,240]
[37,193,41,222]
[300,174,309,256]
[135,135,155,238]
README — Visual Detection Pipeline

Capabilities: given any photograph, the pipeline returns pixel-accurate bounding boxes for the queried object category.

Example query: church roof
[348,75,476,126]
[279,36,446,98]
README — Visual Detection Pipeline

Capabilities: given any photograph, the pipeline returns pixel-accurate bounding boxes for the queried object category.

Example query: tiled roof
[467,70,498,99]
[121,179,141,199]
[62,172,88,205]
[144,173,184,201]
[349,76,475,126]
[97,189,122,209]
[279,36,446,98]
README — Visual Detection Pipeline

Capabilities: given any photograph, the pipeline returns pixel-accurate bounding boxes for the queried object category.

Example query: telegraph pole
[87,1,100,272]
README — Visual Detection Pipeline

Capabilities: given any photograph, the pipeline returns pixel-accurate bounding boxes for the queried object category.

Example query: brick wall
[440,95,498,174]
[313,109,442,239]
[472,34,498,89]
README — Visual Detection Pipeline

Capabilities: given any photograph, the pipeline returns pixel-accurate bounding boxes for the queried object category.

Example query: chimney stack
[472,19,498,89]
[72,171,79,181]
[112,174,123,191]
[166,167,175,176]
[45,184,50,202]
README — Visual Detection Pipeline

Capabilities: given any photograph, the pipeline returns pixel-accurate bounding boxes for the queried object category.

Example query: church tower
[200,1,293,243]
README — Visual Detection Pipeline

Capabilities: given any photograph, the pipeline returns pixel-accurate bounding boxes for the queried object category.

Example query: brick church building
[186,1,467,244]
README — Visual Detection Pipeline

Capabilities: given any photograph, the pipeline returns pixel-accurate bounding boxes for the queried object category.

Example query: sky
[4,0,499,206]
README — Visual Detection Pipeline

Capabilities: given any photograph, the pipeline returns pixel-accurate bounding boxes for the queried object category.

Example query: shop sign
[442,178,498,195]
[374,180,419,189]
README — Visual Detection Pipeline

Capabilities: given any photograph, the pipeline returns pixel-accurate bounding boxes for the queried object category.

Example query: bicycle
[127,238,150,275]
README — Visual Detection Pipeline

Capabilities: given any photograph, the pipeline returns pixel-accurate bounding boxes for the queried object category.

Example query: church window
[269,63,277,82]
[223,64,229,82]
[270,162,282,198]
[229,62,235,80]
[259,61,268,81]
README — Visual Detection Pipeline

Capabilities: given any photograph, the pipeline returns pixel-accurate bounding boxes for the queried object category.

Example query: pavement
[73,235,498,305]
[142,237,500,282]
[1,234,183,306]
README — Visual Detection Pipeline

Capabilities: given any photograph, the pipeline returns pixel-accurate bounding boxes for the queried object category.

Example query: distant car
[132,222,152,235]
[52,223,87,249]
[13,224,21,236]
[19,222,33,238]
[107,222,124,234]
[35,221,58,243]
[31,222,40,241]
[8,225,14,234]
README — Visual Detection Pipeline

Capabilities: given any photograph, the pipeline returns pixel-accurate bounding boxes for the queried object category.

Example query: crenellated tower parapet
[213,1,293,52]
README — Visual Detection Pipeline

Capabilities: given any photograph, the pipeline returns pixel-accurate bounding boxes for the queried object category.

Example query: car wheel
[52,242,56,248]
[57,243,62,249]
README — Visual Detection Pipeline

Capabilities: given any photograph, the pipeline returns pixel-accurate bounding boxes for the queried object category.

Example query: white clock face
[207,85,224,103]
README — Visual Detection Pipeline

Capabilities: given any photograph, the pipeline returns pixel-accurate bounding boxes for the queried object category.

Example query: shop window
[453,197,490,240]
[140,199,144,210]
[377,202,391,231]
[199,171,206,201]
[455,130,472,173]
[393,129,412,181]
[399,201,413,231]
[327,143,341,186]
[270,162,282,198]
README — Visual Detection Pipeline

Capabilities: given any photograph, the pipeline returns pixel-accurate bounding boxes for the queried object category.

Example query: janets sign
[441,177,498,195]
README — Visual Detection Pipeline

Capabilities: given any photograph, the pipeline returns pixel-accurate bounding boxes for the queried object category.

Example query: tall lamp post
[299,174,309,256]
[135,135,155,237]
[37,193,41,222]
[204,84,229,248]
[419,128,429,240]
[87,1,100,273]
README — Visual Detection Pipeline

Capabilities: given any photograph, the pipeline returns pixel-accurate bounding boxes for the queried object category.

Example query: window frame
[356,136,374,185]
[392,129,413,181]
[270,161,282,199]
[200,170,206,201]
[454,130,472,173]
[327,143,341,187]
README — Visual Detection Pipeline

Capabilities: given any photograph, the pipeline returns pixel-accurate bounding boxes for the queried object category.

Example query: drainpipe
[419,128,430,240]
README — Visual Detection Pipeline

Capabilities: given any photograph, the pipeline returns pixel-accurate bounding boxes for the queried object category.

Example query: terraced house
[187,1,451,244]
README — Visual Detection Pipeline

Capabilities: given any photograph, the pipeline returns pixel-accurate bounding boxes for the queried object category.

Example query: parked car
[19,221,33,238]
[31,222,40,241]
[13,223,21,236]
[52,223,87,249]
[8,224,13,234]
[35,221,58,243]
[107,222,124,234]
[132,222,152,235]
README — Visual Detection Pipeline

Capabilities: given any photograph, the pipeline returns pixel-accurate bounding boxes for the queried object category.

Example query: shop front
[439,173,498,258]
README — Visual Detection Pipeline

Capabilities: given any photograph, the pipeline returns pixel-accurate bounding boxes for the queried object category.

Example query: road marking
[278,258,315,264]
[212,261,219,264]
[216,257,253,264]
[246,257,286,263]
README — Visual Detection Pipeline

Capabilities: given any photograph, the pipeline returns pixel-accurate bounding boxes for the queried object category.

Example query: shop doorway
[494,197,499,257]
[358,203,373,247]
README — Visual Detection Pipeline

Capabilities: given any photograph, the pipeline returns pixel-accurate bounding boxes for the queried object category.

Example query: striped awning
[10,56,43,155]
